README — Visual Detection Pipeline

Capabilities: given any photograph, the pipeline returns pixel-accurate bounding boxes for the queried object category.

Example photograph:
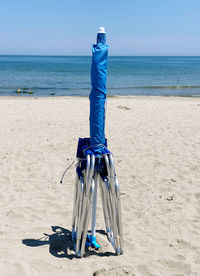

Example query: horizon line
[0,54,200,57]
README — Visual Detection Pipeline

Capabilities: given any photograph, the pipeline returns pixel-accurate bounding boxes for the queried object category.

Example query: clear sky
[0,0,200,55]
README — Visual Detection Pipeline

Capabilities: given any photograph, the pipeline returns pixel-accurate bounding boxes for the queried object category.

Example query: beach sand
[0,96,200,276]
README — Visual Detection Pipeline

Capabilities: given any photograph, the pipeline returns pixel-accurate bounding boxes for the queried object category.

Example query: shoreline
[1,95,200,100]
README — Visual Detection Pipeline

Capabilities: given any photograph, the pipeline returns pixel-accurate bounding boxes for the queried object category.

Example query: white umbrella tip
[98,27,106,33]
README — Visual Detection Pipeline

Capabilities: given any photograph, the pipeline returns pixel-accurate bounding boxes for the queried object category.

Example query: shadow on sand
[22,226,115,259]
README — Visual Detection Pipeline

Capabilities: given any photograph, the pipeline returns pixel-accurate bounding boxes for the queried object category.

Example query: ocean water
[0,55,200,97]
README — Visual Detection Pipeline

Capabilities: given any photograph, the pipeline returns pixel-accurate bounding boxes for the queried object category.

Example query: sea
[0,55,200,97]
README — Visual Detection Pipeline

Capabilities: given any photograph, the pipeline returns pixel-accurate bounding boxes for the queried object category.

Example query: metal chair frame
[72,153,124,257]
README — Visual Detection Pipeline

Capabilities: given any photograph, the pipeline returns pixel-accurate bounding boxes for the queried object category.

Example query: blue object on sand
[72,28,124,258]
[89,31,109,156]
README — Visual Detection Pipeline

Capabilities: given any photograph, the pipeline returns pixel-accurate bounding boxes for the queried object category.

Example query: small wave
[109,85,200,90]
[0,87,89,91]
[137,85,200,89]
[1,85,199,91]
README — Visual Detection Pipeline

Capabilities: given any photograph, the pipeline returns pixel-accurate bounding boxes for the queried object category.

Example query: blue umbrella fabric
[89,28,109,156]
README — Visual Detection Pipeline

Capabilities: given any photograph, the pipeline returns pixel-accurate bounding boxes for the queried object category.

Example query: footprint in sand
[93,266,135,276]
[156,259,191,274]
[195,192,200,200]
[117,106,131,110]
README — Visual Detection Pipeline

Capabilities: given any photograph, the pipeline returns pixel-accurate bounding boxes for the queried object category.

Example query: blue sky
[0,0,200,55]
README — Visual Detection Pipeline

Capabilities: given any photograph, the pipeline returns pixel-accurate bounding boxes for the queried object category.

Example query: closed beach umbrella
[89,27,109,154]
[72,27,123,257]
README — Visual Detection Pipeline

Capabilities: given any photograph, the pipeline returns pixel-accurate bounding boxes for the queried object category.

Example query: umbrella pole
[91,172,98,237]
[89,172,101,249]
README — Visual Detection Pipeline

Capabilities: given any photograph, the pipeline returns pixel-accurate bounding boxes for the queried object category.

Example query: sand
[0,96,200,276]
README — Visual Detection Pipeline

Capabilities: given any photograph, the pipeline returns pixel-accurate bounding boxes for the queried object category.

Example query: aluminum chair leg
[101,178,116,250]
[99,179,110,234]
[80,178,95,257]
[78,156,91,235]
[108,154,119,252]
[108,154,124,254]
[115,176,124,254]
[76,176,84,241]
[87,172,101,249]
[103,154,124,254]
[72,174,79,241]
[91,172,98,237]
[75,155,92,255]
[104,154,118,252]
[75,176,86,255]
[80,154,95,257]
[75,154,95,257]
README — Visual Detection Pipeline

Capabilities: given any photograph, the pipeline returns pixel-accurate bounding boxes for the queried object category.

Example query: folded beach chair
[71,28,124,257]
